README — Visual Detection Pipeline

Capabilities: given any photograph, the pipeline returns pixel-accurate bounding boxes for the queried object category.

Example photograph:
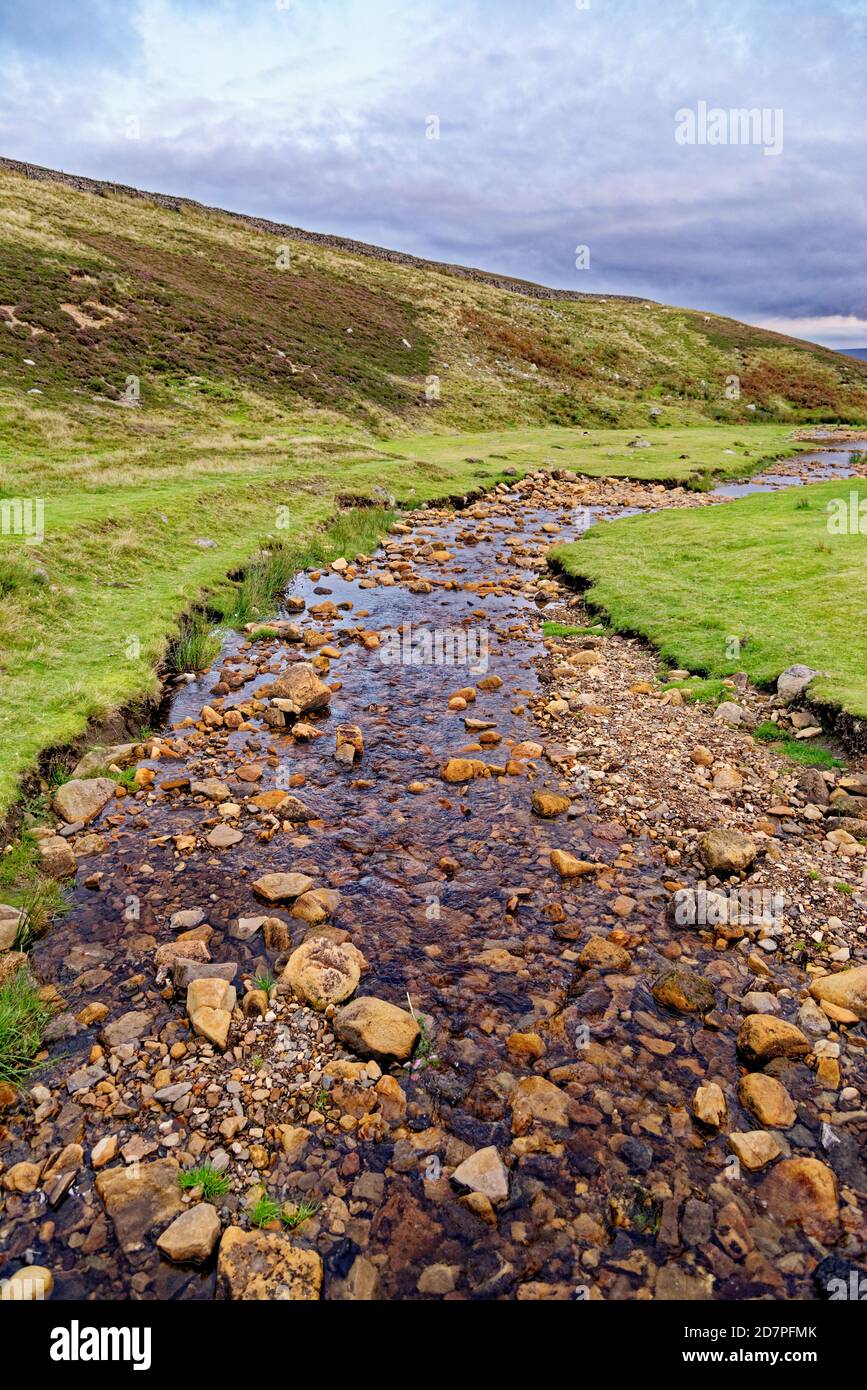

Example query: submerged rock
[216,1228,322,1300]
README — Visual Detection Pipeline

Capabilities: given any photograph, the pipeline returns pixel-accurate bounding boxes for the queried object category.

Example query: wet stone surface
[0,456,864,1301]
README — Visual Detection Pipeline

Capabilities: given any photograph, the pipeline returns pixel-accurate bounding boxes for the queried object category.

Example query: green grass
[0,968,53,1087]
[178,1164,230,1200]
[753,720,844,769]
[659,677,731,704]
[378,425,813,488]
[167,615,223,674]
[249,1194,283,1228]
[282,1199,319,1231]
[552,480,867,718]
[543,621,606,637]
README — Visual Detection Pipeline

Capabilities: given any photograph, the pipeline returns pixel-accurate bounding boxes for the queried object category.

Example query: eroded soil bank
[1,456,864,1301]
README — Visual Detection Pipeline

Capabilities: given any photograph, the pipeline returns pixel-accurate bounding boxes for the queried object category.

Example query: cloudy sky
[1,0,865,346]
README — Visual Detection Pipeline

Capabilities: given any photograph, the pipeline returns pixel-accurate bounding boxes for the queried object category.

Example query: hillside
[2,156,867,479]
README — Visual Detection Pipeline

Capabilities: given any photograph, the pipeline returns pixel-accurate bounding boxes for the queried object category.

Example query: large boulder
[809,965,867,1021]
[52,777,116,825]
[737,1015,810,1066]
[698,829,758,875]
[334,997,419,1062]
[281,937,362,1009]
[269,664,332,717]
[216,1228,322,1300]
[776,664,818,704]
[95,1158,184,1254]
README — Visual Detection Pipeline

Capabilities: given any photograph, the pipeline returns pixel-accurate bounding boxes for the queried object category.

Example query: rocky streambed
[0,453,865,1302]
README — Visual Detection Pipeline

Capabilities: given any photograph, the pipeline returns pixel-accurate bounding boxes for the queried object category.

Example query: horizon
[2,0,866,349]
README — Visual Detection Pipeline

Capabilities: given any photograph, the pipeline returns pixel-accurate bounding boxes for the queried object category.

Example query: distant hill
[1,154,866,450]
[838,347,867,361]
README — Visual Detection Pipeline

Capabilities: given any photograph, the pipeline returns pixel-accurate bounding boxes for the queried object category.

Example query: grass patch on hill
[551,480,867,718]
[378,425,811,488]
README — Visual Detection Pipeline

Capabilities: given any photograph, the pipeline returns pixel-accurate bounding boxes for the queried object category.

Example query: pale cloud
[0,0,864,327]
[755,316,867,349]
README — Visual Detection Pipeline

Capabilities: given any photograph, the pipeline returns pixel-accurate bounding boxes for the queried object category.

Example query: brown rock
[738,1073,796,1128]
[510,1076,571,1133]
[728,1130,785,1171]
[578,937,631,972]
[269,664,332,716]
[281,937,362,1009]
[95,1158,184,1254]
[52,777,116,825]
[252,872,315,903]
[698,829,758,875]
[216,1227,322,1300]
[809,965,867,1021]
[334,996,419,1062]
[737,1015,810,1067]
[759,1158,839,1241]
[157,1203,221,1265]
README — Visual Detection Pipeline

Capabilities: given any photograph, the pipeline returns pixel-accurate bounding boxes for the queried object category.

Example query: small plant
[313,1087,329,1112]
[754,720,785,742]
[252,971,275,996]
[168,615,222,673]
[282,1199,319,1231]
[0,968,53,1088]
[178,1164,230,1200]
[835,881,854,895]
[406,1012,438,1074]
[249,1193,282,1228]
[795,495,811,510]
[250,626,280,642]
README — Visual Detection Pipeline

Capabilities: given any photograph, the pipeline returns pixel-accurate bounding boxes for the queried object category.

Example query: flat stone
[578,937,631,971]
[101,1011,154,1049]
[157,1203,221,1265]
[95,1158,184,1254]
[252,872,315,903]
[268,664,332,716]
[216,1227,323,1300]
[451,1146,509,1202]
[52,777,116,825]
[510,1076,571,1133]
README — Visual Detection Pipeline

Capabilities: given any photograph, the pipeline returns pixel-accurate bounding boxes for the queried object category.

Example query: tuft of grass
[659,677,730,704]
[249,1193,283,1228]
[281,1199,319,1231]
[178,1164,230,1200]
[752,720,842,768]
[167,615,223,674]
[0,968,53,1087]
[252,971,275,996]
[834,881,854,895]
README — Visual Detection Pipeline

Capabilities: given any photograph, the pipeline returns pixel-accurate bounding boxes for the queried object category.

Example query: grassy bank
[551,480,867,717]
[378,424,811,488]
